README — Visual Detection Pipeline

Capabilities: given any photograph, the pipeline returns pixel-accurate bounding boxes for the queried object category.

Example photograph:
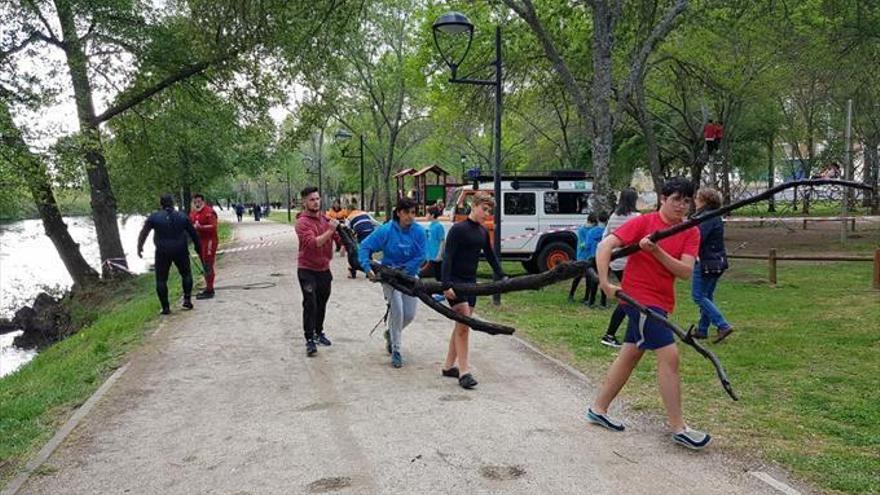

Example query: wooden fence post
[769,248,778,285]
[874,248,880,290]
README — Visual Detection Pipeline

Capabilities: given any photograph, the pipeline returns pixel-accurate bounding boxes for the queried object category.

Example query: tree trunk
[720,139,731,205]
[633,85,663,208]
[0,101,99,287]
[864,137,879,213]
[589,1,617,213]
[55,0,128,277]
[767,137,776,213]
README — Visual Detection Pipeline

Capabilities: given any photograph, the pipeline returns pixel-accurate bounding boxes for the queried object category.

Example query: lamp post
[433,12,504,305]
[278,170,292,223]
[334,128,366,211]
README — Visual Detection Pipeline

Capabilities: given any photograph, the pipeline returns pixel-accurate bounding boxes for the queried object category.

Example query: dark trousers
[569,272,607,306]
[606,269,626,337]
[297,268,332,342]
[155,249,192,310]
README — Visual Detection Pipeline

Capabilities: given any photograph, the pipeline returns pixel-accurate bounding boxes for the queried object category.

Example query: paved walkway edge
[2,317,170,495]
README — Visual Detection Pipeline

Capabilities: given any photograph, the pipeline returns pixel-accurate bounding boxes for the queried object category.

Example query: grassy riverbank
[480,259,879,494]
[0,222,232,486]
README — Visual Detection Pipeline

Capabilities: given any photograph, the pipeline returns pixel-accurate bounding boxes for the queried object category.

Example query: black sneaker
[442,366,460,378]
[459,373,478,389]
[306,340,318,356]
[160,308,171,315]
[195,290,214,300]
[600,334,621,348]
[182,299,193,310]
[317,333,332,346]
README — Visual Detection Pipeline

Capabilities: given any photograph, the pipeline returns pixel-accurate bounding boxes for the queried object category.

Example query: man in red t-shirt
[189,194,218,299]
[585,177,712,451]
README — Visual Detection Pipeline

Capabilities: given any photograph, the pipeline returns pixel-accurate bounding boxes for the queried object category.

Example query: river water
[0,215,153,378]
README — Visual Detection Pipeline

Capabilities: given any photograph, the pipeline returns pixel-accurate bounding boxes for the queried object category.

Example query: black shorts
[445,277,477,307]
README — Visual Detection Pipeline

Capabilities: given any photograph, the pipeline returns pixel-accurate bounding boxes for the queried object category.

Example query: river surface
[0,215,153,377]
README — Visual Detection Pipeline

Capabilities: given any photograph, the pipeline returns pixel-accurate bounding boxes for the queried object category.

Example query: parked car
[436,171,594,273]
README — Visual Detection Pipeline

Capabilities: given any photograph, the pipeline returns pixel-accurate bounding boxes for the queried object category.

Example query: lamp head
[432,11,475,79]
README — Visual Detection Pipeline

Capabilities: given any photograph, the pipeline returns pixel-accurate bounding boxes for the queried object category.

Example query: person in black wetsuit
[137,194,204,315]
[441,191,506,389]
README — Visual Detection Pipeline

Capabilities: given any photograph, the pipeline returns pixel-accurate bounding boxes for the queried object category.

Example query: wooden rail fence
[728,248,880,289]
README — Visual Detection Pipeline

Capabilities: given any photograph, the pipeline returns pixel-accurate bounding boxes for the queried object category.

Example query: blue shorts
[622,304,675,350]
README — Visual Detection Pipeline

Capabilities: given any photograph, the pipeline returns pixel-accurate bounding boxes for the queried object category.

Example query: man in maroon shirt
[295,186,340,356]
[586,177,712,451]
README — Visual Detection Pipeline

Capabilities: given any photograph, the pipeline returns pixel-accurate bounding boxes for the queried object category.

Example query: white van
[440,172,593,273]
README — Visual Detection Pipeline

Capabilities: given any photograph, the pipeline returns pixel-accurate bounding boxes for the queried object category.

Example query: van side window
[544,192,591,214]
[504,192,536,215]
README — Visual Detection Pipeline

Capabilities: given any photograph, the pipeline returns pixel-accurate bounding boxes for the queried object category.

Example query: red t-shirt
[703,124,716,140]
[611,212,700,313]
[714,124,724,140]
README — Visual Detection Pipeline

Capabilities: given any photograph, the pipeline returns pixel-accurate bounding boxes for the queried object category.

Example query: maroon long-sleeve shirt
[295,211,339,272]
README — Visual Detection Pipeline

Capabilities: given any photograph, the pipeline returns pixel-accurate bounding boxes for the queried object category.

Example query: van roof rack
[474,170,591,182]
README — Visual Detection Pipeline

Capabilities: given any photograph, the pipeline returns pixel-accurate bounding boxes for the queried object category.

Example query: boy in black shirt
[441,192,505,389]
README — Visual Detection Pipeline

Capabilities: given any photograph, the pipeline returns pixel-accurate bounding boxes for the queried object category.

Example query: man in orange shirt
[189,194,218,299]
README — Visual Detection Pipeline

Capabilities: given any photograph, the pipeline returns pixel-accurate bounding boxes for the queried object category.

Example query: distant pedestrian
[421,206,445,281]
[568,211,608,307]
[295,186,340,356]
[704,119,718,156]
[137,194,204,315]
[234,203,244,222]
[253,204,261,222]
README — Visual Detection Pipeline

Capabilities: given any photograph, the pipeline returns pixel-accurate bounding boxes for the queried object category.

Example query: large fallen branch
[336,224,514,335]
[338,179,873,399]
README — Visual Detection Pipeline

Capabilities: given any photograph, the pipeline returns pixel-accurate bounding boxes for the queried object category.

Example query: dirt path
[17,216,805,494]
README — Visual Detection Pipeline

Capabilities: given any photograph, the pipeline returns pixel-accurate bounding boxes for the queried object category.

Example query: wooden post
[769,248,778,285]
[874,248,880,290]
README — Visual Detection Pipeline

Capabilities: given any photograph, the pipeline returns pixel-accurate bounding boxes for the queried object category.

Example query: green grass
[731,199,875,218]
[268,210,294,224]
[0,274,177,484]
[0,221,234,486]
[479,260,879,494]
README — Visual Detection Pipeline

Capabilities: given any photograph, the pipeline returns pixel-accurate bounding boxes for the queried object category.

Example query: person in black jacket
[137,194,205,315]
[690,188,733,343]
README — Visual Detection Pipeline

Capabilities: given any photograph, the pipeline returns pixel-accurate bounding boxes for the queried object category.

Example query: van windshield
[445,187,462,216]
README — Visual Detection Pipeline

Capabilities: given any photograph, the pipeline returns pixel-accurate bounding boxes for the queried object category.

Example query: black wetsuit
[138,207,202,311]
[441,218,505,307]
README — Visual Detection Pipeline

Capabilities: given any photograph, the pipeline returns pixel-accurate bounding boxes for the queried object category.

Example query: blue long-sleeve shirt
[576,224,605,261]
[358,220,427,277]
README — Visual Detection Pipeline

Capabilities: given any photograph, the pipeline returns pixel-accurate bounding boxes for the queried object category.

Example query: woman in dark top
[691,188,733,343]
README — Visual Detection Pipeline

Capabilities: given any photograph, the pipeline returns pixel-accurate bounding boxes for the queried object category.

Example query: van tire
[536,242,575,272]
[521,259,540,274]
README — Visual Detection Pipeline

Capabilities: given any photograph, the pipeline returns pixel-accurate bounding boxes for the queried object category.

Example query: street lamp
[432,11,504,305]
[334,128,366,211]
